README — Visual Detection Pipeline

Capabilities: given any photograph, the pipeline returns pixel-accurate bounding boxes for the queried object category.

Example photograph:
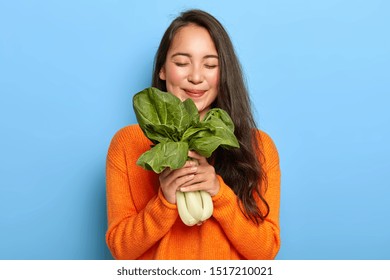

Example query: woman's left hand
[179,151,220,196]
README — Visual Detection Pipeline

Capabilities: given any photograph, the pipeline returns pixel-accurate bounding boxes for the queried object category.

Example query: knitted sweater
[105,124,281,260]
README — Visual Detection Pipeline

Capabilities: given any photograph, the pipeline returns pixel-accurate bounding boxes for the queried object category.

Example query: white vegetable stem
[176,190,214,226]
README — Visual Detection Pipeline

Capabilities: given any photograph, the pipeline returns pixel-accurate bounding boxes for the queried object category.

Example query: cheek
[165,66,186,87]
[207,71,220,88]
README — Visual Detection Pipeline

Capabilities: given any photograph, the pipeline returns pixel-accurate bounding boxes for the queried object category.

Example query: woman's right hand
[159,160,198,204]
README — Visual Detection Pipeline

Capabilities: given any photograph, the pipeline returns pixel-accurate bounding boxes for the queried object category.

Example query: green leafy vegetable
[133,87,239,173]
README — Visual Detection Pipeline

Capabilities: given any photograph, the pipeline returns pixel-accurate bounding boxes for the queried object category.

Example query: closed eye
[174,62,189,67]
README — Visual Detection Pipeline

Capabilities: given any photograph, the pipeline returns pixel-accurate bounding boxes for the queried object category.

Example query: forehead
[169,24,218,55]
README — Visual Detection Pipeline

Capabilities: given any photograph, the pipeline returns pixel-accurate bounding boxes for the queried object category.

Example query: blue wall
[0,0,389,259]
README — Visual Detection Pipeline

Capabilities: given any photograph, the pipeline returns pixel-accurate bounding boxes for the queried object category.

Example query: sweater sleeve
[105,127,178,259]
[211,131,281,259]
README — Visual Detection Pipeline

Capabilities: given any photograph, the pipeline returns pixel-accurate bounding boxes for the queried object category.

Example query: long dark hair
[152,9,269,224]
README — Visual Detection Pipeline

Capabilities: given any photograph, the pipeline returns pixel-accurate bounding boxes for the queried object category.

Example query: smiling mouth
[184,89,207,98]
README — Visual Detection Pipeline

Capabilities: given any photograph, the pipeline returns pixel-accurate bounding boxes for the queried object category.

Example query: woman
[105,9,281,259]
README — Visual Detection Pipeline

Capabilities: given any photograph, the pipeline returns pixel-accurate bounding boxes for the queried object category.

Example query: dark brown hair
[152,9,269,223]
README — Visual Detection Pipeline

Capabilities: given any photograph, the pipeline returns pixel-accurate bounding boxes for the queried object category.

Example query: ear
[159,66,166,80]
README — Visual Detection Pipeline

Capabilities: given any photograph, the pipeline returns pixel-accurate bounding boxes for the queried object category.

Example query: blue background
[0,0,389,260]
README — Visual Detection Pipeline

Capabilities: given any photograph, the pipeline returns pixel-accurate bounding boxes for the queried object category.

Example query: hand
[159,160,198,204]
[179,151,220,196]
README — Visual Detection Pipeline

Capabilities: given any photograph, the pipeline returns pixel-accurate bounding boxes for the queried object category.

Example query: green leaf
[133,87,194,143]
[133,87,240,173]
[187,119,239,157]
[143,123,181,143]
[203,108,235,131]
[182,98,200,126]
[136,141,189,173]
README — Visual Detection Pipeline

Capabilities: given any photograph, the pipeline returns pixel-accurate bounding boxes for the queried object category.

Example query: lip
[183,89,207,98]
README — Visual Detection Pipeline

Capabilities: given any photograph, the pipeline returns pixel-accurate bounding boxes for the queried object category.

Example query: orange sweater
[105,124,281,260]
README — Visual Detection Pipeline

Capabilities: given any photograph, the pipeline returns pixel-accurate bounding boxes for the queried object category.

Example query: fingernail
[190,167,197,172]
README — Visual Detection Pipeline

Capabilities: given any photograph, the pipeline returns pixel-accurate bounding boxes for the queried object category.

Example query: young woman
[105,9,281,260]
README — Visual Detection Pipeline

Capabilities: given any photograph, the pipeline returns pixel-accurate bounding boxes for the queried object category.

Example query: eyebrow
[170,52,219,59]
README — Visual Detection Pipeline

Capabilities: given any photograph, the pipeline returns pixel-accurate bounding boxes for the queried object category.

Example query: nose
[187,65,203,84]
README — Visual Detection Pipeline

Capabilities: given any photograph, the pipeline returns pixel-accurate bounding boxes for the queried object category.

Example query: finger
[160,161,196,179]
[184,160,197,167]
[159,167,172,180]
[173,160,197,172]
[188,151,207,164]
[187,158,199,167]
[171,165,197,179]
[179,182,204,192]
[174,173,196,189]
[188,150,201,159]
[181,160,195,168]
[180,171,207,187]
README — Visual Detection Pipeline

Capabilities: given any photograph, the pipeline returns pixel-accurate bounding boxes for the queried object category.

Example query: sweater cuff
[212,175,236,206]
[157,188,177,210]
